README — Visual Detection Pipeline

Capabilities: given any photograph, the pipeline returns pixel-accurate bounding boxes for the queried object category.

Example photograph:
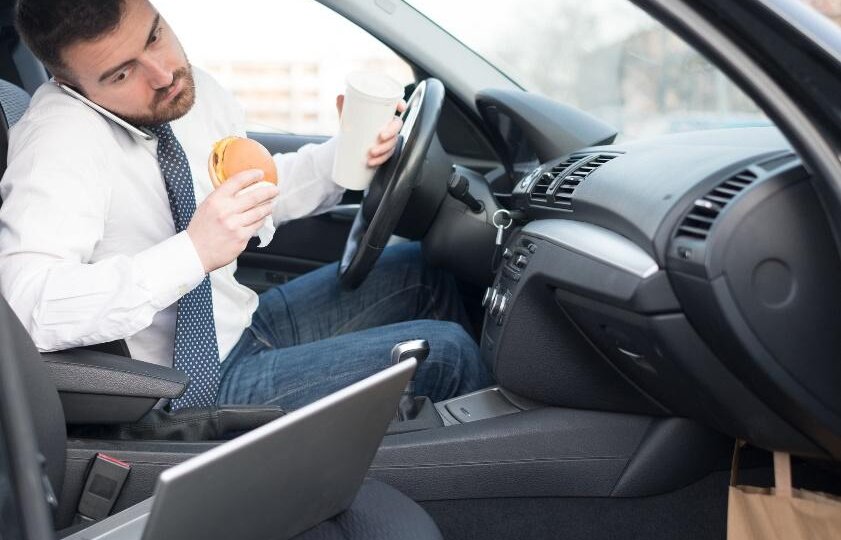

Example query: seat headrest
[0,78,30,130]
[0,79,30,178]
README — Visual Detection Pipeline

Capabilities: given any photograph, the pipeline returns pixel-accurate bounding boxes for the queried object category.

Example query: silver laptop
[68,359,416,540]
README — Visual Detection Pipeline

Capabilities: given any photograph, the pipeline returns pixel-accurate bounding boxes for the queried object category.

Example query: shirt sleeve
[0,118,206,352]
[271,137,345,226]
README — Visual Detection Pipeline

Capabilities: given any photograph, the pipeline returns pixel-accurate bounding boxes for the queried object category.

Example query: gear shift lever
[391,339,430,421]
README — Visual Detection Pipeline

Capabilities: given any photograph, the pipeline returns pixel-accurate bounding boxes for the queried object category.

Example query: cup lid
[346,71,403,101]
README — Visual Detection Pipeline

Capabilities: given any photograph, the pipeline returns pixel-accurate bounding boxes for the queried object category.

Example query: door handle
[326,204,360,222]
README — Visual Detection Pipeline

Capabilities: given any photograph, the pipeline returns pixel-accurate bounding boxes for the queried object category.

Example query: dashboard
[473,105,841,461]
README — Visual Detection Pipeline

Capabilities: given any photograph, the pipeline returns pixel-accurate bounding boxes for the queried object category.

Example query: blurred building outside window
[155,0,414,136]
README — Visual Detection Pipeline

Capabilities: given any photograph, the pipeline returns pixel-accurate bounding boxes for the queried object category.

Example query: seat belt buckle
[76,453,131,522]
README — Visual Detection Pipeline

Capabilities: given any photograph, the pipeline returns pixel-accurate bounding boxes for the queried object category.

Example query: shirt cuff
[134,231,206,309]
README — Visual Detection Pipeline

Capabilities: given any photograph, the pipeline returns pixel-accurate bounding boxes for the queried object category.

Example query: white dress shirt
[0,67,343,367]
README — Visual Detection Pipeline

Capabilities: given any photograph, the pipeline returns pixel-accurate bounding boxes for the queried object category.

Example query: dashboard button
[502,267,521,282]
[490,292,504,317]
[482,287,495,308]
[514,255,529,269]
[498,294,509,315]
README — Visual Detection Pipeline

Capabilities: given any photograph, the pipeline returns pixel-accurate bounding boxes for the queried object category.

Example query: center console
[435,386,539,425]
[480,221,672,415]
[366,224,732,502]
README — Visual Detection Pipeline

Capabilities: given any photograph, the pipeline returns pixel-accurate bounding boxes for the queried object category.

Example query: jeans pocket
[223,327,272,375]
[250,327,274,349]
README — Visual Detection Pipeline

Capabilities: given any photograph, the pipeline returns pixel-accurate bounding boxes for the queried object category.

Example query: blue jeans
[217,242,494,409]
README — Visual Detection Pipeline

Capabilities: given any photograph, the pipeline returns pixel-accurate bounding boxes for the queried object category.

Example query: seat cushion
[293,479,442,540]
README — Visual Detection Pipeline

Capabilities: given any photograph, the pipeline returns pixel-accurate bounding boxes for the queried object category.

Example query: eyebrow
[97,13,161,83]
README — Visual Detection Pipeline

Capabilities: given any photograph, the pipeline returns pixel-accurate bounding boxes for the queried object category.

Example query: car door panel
[251,132,329,155]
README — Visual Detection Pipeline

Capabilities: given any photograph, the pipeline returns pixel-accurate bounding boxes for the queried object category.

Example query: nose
[141,55,174,90]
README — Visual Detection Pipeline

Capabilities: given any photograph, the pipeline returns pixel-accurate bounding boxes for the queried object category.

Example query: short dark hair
[14,0,126,78]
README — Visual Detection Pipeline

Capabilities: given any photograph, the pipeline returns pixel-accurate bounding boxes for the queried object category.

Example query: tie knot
[149,123,173,139]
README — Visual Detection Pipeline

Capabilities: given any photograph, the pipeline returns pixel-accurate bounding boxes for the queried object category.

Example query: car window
[806,0,841,25]
[154,0,415,136]
[405,0,792,140]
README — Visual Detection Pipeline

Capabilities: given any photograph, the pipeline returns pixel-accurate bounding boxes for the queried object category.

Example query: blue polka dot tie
[150,123,220,410]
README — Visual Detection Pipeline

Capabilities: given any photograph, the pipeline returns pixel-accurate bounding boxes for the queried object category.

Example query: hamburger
[208,136,278,188]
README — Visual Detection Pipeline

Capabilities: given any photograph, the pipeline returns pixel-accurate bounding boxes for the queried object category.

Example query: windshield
[407,0,776,140]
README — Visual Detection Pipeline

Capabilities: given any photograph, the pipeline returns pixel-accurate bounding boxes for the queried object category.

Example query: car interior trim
[522,220,659,279]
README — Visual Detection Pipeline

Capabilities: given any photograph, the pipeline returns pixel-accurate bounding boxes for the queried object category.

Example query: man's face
[60,0,195,127]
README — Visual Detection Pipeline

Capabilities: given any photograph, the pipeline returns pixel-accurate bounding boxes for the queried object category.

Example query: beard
[122,65,196,127]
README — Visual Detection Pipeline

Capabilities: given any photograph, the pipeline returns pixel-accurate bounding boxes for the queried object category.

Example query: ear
[52,76,87,98]
[49,63,84,93]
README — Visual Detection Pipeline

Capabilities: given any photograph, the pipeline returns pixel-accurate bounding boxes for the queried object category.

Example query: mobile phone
[54,81,154,141]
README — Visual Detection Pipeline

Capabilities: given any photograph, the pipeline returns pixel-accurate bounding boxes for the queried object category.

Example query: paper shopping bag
[728,441,841,540]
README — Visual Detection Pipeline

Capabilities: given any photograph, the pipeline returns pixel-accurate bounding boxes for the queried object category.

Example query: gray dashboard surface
[522,220,658,279]
[558,127,792,257]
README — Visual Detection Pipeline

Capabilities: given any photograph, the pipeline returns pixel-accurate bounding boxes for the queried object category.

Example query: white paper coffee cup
[332,72,403,191]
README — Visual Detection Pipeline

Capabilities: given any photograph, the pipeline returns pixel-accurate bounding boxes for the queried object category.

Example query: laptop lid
[140,359,415,540]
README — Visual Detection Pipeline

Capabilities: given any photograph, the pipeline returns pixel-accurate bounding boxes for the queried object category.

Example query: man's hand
[336,94,407,167]
[187,169,279,274]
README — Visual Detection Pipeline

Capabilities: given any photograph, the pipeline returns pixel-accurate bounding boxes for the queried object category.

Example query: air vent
[529,153,618,208]
[528,154,587,204]
[676,170,758,240]
[528,172,554,202]
[552,154,589,174]
[550,154,618,210]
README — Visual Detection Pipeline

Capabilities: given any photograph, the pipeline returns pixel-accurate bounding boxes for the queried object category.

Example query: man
[0,0,492,411]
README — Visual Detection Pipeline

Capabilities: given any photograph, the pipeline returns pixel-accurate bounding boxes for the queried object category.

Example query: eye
[150,26,164,44]
[112,70,129,84]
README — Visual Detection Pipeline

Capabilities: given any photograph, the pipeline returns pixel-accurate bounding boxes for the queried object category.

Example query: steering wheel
[338,78,445,289]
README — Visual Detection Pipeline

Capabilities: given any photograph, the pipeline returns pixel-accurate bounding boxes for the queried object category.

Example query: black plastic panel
[476,89,617,165]
[43,350,188,399]
[482,231,667,414]
[422,166,502,287]
[558,288,820,457]
[610,418,731,497]
[721,182,841,417]
[371,408,727,500]
[668,165,841,459]
[59,393,158,426]
[42,349,188,425]
[59,440,217,528]
[482,223,684,413]
[481,210,826,458]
